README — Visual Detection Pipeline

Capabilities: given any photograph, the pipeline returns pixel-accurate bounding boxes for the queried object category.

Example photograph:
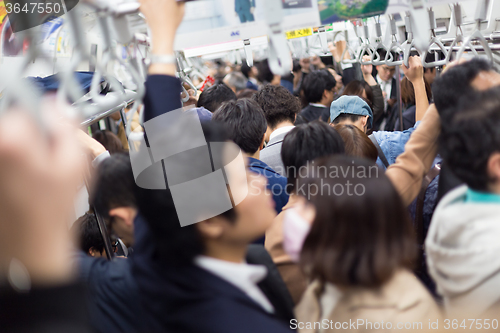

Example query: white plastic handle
[243,39,253,67]
[268,32,292,76]
[318,26,329,54]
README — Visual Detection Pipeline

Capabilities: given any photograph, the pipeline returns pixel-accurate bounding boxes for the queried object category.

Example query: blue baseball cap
[330,95,373,128]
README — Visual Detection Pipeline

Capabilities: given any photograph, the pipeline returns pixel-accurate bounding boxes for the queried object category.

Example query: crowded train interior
[2,0,500,331]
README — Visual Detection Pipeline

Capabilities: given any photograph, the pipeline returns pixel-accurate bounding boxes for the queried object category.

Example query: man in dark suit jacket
[235,0,255,23]
[133,214,295,332]
[297,69,337,124]
[133,69,294,333]
[132,4,294,331]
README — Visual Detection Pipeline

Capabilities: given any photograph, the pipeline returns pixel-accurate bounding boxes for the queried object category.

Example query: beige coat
[265,195,308,305]
[295,270,442,333]
[386,104,440,206]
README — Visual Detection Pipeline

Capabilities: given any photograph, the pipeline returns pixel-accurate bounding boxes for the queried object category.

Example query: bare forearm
[363,73,377,86]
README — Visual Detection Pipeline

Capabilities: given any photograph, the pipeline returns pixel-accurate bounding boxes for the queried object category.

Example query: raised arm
[139,0,185,122]
[361,55,384,124]
[402,56,429,122]
[386,103,440,206]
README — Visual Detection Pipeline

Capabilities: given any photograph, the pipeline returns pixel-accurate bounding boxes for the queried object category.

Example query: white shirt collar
[194,255,275,313]
[269,126,295,142]
[309,103,327,108]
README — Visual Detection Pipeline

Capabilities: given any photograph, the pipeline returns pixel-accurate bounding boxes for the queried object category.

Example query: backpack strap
[368,134,390,168]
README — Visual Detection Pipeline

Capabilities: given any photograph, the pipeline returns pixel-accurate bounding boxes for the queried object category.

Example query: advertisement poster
[175,0,320,50]
[318,0,389,24]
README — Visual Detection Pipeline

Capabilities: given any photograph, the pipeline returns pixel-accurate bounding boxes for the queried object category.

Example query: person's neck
[271,121,295,133]
[315,100,329,107]
[203,241,248,263]
[247,151,260,160]
[284,192,301,207]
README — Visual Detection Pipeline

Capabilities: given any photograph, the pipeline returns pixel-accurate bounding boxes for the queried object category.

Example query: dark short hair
[134,122,237,266]
[331,113,364,125]
[292,59,302,73]
[252,85,301,129]
[92,130,124,155]
[212,99,267,154]
[433,58,492,121]
[299,156,416,288]
[197,83,237,112]
[241,62,252,79]
[91,153,137,220]
[302,69,337,104]
[333,124,378,162]
[281,121,345,192]
[400,76,432,106]
[255,59,275,84]
[72,213,105,255]
[342,80,374,110]
[440,86,500,191]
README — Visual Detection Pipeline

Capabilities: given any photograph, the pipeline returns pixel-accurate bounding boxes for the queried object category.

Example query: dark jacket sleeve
[370,83,385,124]
[143,75,182,123]
[0,283,91,333]
[390,77,398,100]
[341,65,359,86]
[75,252,146,333]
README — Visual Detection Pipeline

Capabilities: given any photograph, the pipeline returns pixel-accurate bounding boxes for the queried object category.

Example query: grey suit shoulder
[260,132,288,176]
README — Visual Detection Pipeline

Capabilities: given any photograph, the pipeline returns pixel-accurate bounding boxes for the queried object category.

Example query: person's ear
[487,152,500,188]
[322,89,329,100]
[196,217,226,240]
[109,207,135,227]
[88,247,100,257]
[264,127,273,143]
[259,135,265,151]
[361,115,368,127]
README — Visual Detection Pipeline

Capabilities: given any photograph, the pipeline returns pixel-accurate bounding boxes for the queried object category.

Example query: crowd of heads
[6,2,500,332]
[12,49,500,333]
